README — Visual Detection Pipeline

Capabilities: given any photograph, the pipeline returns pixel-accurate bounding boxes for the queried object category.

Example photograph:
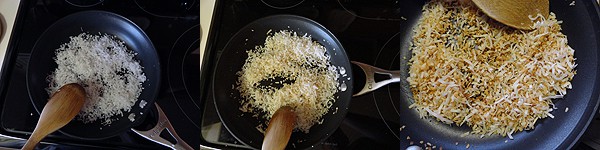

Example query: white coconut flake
[128,113,136,122]
[547,113,555,118]
[139,99,147,108]
[47,33,146,125]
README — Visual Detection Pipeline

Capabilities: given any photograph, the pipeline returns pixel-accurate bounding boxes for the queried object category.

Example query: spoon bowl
[471,0,549,30]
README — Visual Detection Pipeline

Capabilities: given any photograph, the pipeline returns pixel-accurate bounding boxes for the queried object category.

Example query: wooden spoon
[470,0,549,30]
[262,106,297,150]
[22,83,86,150]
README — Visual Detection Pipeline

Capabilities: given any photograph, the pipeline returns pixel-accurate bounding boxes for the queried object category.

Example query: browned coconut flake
[407,0,576,137]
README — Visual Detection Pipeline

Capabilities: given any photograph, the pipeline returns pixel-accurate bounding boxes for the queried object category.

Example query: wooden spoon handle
[262,106,297,150]
[21,83,86,150]
[21,134,43,150]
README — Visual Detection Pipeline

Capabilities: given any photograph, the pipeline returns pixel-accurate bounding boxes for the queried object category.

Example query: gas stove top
[199,0,417,149]
[0,0,200,149]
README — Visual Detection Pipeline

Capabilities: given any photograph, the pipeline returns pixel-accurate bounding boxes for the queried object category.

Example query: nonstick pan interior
[394,0,600,149]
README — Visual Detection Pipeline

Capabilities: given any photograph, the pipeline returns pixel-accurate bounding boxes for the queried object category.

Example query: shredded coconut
[408,0,576,136]
[237,30,339,133]
[47,33,146,125]
[139,99,147,108]
[128,113,136,122]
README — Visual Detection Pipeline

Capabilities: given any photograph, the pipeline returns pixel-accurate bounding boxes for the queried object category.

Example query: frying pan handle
[351,61,401,97]
[131,103,193,150]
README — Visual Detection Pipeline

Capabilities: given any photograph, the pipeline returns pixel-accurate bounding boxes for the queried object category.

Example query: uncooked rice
[407,0,576,137]
[47,33,146,125]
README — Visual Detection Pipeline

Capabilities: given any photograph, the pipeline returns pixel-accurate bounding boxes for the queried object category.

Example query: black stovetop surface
[198,0,417,149]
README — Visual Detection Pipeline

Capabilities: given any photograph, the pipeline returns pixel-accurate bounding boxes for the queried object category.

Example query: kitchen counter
[0,0,203,149]
[200,0,215,68]
[0,0,20,73]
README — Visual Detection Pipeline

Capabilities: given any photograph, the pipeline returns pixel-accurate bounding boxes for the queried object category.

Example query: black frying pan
[214,0,600,149]
[395,0,600,149]
[27,11,161,140]
[213,15,354,149]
